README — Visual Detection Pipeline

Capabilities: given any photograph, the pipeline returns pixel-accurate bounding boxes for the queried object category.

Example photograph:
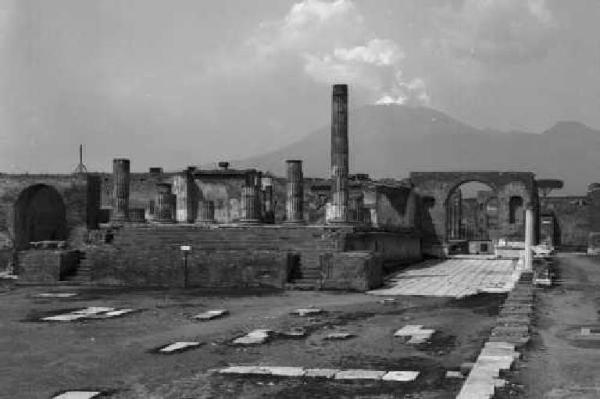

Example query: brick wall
[544,196,590,250]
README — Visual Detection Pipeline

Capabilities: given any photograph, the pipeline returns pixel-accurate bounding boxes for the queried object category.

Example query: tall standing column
[328,84,349,224]
[240,185,260,223]
[155,183,174,223]
[524,206,534,270]
[111,158,130,222]
[285,160,304,223]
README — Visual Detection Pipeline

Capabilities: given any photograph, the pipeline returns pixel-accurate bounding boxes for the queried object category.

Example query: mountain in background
[235,104,600,195]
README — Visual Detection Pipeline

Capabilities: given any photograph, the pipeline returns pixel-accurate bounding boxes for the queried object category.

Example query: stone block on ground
[334,369,386,380]
[218,366,271,375]
[193,309,228,321]
[52,392,102,399]
[304,368,338,379]
[324,332,355,340]
[393,325,424,337]
[264,367,305,377]
[233,329,273,345]
[446,370,464,379]
[292,308,323,316]
[36,293,78,298]
[382,371,419,382]
[280,327,307,338]
[158,341,202,353]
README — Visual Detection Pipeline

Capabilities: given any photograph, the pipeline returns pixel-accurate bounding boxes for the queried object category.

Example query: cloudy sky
[0,0,599,172]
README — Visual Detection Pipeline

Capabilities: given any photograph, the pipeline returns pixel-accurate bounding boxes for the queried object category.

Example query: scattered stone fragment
[36,293,78,298]
[42,313,88,322]
[445,371,464,379]
[233,329,273,345]
[393,325,424,337]
[394,325,435,344]
[52,392,101,399]
[324,332,355,340]
[581,327,591,336]
[378,298,396,304]
[158,341,202,353]
[292,308,323,317]
[220,366,272,375]
[382,371,419,382]
[264,367,305,377]
[280,327,307,338]
[304,368,338,379]
[72,307,115,316]
[193,309,228,321]
[334,370,386,380]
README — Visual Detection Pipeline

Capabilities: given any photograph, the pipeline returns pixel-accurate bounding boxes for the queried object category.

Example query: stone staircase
[62,252,92,285]
[285,255,324,290]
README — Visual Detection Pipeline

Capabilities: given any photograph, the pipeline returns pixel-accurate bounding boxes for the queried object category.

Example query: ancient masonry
[2,83,600,288]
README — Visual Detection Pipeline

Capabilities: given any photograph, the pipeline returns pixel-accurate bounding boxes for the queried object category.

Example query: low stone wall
[83,225,409,290]
[17,250,61,282]
[321,251,382,291]
[345,231,421,272]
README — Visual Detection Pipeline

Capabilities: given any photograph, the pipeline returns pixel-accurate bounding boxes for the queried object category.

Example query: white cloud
[241,0,429,106]
[430,0,557,64]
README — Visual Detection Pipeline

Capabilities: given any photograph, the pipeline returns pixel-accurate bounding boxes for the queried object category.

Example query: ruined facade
[4,84,600,288]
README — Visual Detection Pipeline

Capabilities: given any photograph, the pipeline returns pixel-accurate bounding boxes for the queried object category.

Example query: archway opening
[446,181,497,253]
[14,185,67,250]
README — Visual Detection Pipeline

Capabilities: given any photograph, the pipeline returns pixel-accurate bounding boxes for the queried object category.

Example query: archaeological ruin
[1,84,599,290]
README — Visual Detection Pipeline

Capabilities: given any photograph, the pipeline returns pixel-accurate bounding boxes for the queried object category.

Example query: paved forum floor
[369,257,521,298]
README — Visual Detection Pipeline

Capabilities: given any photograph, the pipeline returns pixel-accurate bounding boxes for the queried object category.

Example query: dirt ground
[499,254,600,399]
[0,284,505,399]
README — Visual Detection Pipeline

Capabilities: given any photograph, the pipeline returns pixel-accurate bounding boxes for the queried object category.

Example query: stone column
[111,158,130,222]
[172,173,195,223]
[524,206,534,270]
[240,185,260,223]
[328,84,349,224]
[196,200,215,224]
[262,176,275,224]
[155,183,174,223]
[285,160,304,223]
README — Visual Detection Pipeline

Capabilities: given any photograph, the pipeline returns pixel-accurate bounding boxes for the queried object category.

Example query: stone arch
[444,180,498,241]
[410,171,538,256]
[14,184,67,250]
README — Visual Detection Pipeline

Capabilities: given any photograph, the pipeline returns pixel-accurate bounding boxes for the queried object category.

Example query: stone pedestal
[285,160,304,224]
[328,84,349,224]
[240,185,260,223]
[111,158,130,222]
[155,183,175,223]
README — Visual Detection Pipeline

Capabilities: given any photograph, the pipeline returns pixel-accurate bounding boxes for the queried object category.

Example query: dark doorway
[14,185,67,249]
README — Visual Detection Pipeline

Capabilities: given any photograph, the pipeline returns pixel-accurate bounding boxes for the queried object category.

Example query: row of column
[110,158,306,225]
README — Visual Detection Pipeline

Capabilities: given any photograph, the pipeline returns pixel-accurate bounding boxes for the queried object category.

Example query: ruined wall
[320,252,382,291]
[0,174,98,268]
[544,196,590,250]
[345,231,421,272]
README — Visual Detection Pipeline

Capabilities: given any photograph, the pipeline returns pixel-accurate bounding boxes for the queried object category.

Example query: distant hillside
[236,104,600,195]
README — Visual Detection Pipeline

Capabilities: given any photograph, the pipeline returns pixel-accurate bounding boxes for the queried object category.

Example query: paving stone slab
[382,371,419,382]
[42,313,88,322]
[324,332,355,340]
[193,309,228,321]
[264,367,305,377]
[304,368,338,379]
[280,327,307,338]
[292,308,323,316]
[233,329,273,345]
[445,370,464,379]
[36,293,78,298]
[393,325,424,336]
[334,370,386,380]
[52,392,102,399]
[159,341,202,353]
[219,366,271,375]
